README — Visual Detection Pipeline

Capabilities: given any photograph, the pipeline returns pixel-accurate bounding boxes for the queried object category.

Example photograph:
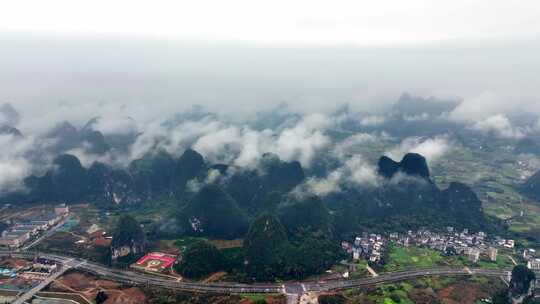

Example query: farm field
[338,275,505,304]
[382,244,513,273]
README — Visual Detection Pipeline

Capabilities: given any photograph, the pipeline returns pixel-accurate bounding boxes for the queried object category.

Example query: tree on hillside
[318,294,346,304]
[244,214,289,281]
[111,215,146,261]
[510,265,536,302]
[95,291,108,304]
[177,185,248,239]
[175,240,223,279]
[51,154,89,201]
[278,195,333,240]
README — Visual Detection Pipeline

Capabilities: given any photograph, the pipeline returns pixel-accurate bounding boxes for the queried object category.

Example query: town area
[341,227,540,277]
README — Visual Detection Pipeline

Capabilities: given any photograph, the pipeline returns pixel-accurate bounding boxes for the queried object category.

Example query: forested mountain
[327,153,493,234]
[244,214,289,280]
[377,152,431,179]
[177,184,248,239]
[46,121,110,155]
[0,99,505,281]
[17,148,494,237]
[521,169,540,201]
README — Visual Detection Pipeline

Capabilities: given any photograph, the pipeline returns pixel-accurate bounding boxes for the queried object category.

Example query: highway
[304,268,510,292]
[11,261,76,304]
[0,250,515,296]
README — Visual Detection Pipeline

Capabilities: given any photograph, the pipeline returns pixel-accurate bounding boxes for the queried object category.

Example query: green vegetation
[9,130,539,284]
[383,243,514,273]
[476,255,514,270]
[384,245,443,272]
[339,276,506,304]
[510,265,536,298]
[177,185,248,239]
[111,215,146,249]
[0,222,7,234]
[318,294,346,304]
[175,240,224,279]
[174,237,206,253]
[244,214,288,281]
[368,283,416,304]
[240,294,268,302]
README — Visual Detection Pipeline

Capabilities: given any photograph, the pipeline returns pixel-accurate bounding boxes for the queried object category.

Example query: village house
[527,260,540,271]
[54,203,70,216]
[487,247,498,262]
[0,230,30,249]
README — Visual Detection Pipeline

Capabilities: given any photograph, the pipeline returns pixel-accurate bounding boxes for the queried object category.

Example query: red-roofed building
[93,237,111,247]
[89,229,106,240]
[131,252,178,273]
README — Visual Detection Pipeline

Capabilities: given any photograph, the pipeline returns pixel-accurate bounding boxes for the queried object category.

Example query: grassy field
[428,141,540,249]
[174,237,207,252]
[240,293,267,302]
[383,244,513,273]
[383,245,445,272]
[341,276,504,304]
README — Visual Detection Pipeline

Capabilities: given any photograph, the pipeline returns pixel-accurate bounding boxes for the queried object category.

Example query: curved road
[1,250,512,295]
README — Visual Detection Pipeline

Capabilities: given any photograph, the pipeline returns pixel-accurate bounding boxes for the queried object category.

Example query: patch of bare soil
[437,281,489,304]
[0,257,30,269]
[47,271,148,304]
[102,287,147,304]
[202,271,227,283]
[209,239,243,249]
[151,240,181,255]
[409,288,440,304]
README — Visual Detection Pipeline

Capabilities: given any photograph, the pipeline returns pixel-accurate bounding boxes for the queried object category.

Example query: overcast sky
[1,1,540,131]
[2,1,540,45]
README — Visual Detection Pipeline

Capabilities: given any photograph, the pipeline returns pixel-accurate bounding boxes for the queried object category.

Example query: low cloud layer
[0,134,47,192]
[385,136,452,164]
[1,34,540,195]
[471,114,526,139]
[302,154,379,197]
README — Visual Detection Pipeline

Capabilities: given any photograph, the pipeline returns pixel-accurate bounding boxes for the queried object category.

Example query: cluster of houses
[341,232,387,264]
[0,204,69,250]
[342,227,511,265]
[523,248,540,270]
[388,227,501,263]
[0,257,60,282]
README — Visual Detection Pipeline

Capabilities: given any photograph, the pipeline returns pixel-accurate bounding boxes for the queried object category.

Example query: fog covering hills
[4,94,539,238]
[2,94,540,239]
[4,93,540,278]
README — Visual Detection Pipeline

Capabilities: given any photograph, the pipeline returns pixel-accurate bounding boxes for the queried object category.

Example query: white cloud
[194,114,331,168]
[66,143,117,168]
[126,113,332,169]
[333,132,385,159]
[273,114,331,167]
[471,114,526,139]
[403,113,430,122]
[449,92,509,122]
[346,156,379,186]
[359,115,386,126]
[386,135,451,163]
[128,116,222,163]
[303,154,379,196]
[2,1,540,46]
[305,171,343,196]
[186,169,222,193]
[0,135,39,193]
[90,116,138,136]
